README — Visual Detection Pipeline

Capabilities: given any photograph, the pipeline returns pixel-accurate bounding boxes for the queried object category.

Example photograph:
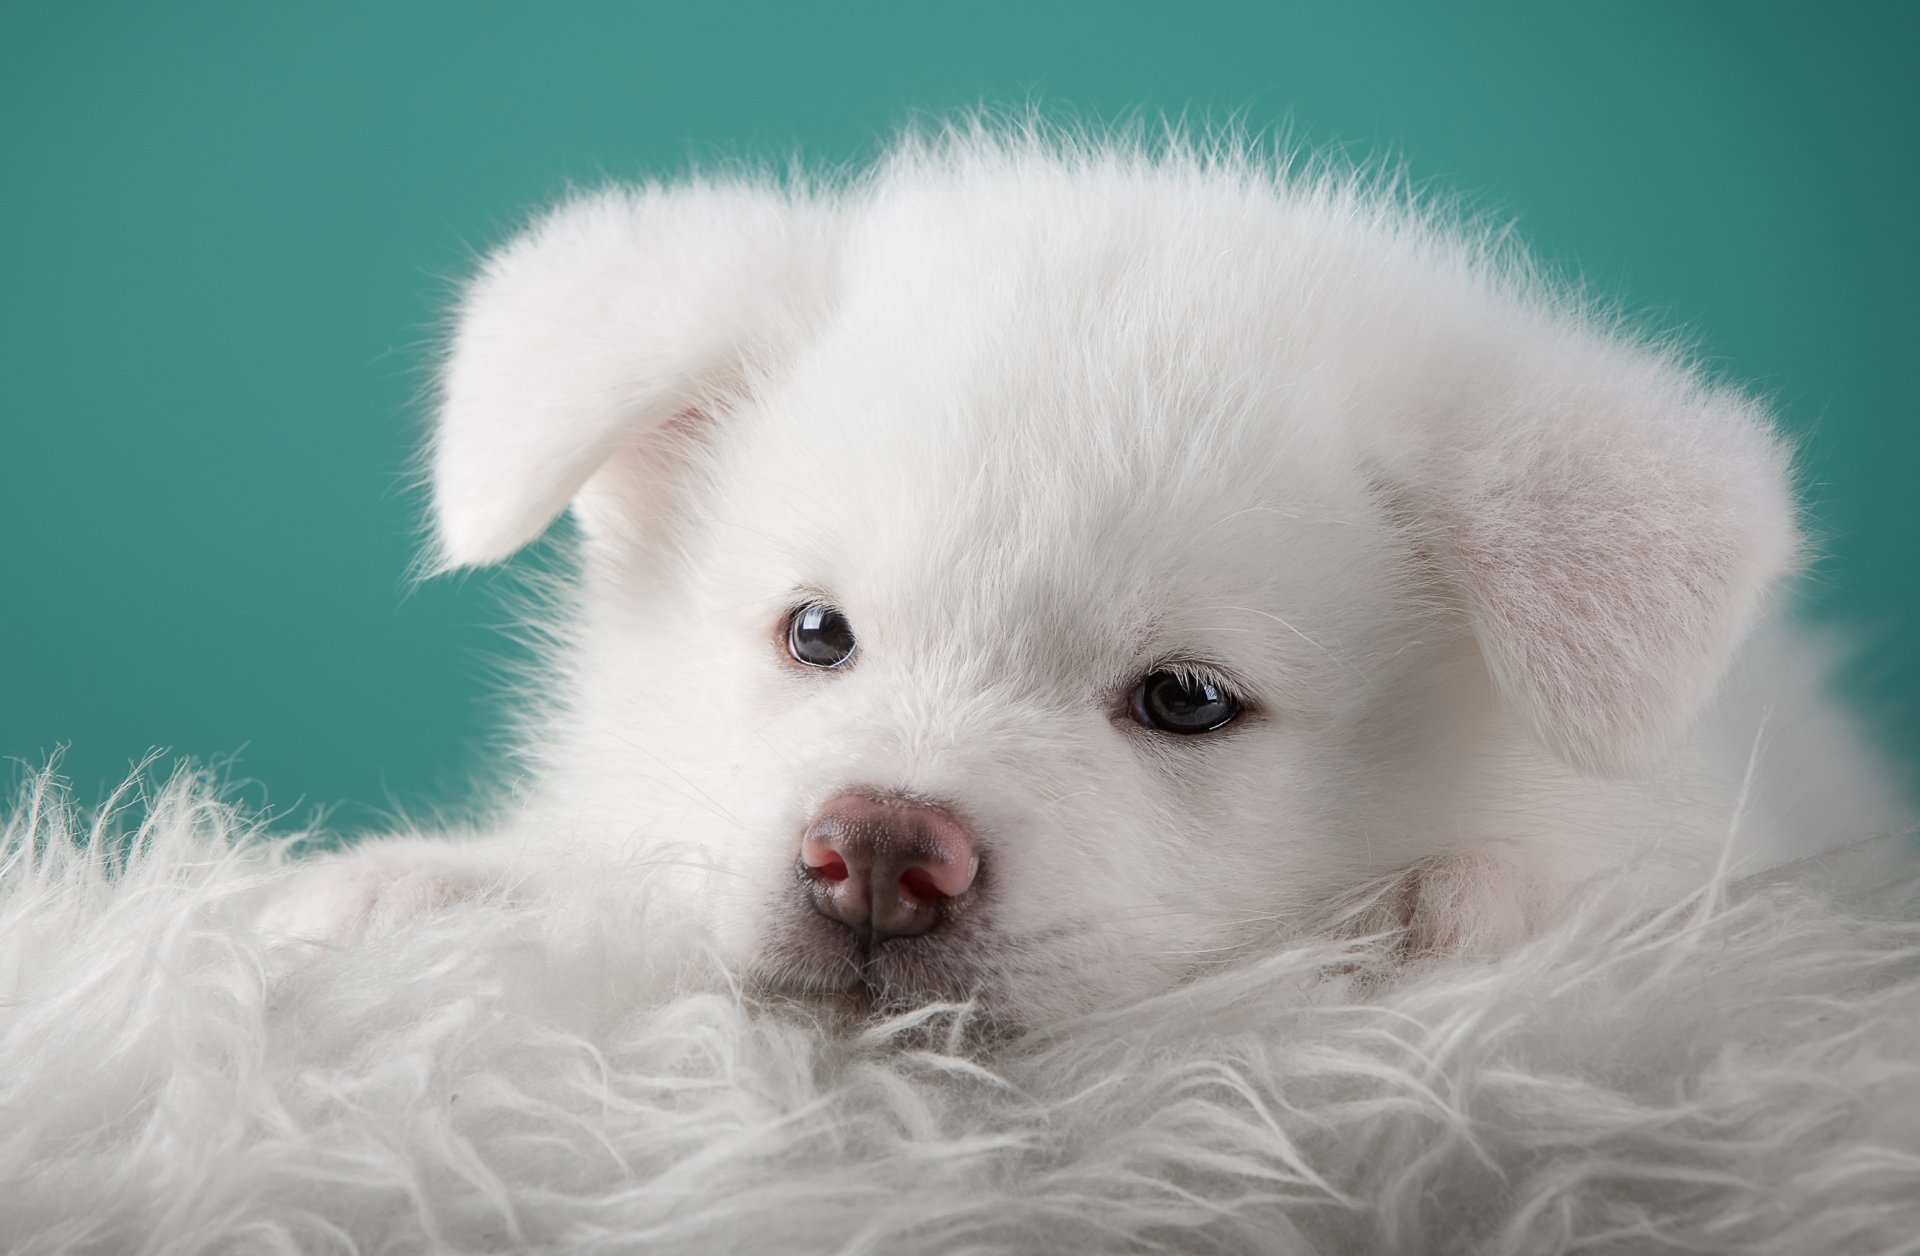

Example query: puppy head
[430,139,1797,1026]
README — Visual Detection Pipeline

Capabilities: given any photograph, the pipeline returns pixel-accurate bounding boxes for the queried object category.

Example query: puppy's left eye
[787,604,857,669]
[1130,670,1241,734]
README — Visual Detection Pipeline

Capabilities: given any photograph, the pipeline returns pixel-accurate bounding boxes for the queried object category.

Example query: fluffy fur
[4,769,1919,1253]
[261,125,1911,1028]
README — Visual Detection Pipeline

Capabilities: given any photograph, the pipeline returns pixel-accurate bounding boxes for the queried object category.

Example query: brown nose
[799,793,980,942]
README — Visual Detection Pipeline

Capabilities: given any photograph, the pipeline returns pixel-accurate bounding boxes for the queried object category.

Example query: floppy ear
[429,182,834,570]
[1397,346,1800,775]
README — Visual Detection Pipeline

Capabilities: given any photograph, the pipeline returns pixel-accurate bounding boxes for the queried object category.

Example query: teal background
[2,2,1915,829]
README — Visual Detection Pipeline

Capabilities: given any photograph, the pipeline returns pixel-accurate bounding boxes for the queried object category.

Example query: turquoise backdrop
[3,2,1914,829]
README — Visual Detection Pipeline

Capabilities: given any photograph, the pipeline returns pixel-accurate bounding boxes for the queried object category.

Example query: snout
[799,792,980,942]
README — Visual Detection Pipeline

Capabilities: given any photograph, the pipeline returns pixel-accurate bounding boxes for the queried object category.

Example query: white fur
[5,770,1919,1252]
[272,126,1912,1030]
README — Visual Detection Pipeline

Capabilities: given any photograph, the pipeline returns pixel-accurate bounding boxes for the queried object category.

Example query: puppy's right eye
[786,604,857,669]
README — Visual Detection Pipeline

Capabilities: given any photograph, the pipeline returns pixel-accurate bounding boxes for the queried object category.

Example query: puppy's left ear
[1390,347,1800,776]
[428,182,835,570]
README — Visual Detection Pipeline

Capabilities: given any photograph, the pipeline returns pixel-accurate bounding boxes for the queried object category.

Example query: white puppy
[264,128,1909,1029]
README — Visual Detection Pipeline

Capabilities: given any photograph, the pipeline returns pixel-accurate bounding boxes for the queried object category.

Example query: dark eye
[786,604,857,669]
[1130,670,1240,734]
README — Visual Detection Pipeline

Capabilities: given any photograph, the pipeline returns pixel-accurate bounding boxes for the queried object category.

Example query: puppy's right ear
[428,183,834,570]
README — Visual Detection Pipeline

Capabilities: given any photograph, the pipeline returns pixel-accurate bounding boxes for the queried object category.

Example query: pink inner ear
[1396,853,1551,958]
[566,402,723,550]
[659,404,715,443]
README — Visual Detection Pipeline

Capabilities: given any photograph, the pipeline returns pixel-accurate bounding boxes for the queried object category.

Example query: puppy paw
[255,849,503,954]
[1394,852,1554,958]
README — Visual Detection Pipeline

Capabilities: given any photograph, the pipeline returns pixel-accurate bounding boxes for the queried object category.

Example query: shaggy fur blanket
[3,771,1917,1255]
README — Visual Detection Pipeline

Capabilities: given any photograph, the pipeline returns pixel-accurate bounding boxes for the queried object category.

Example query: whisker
[1200,603,1359,673]
[592,731,752,834]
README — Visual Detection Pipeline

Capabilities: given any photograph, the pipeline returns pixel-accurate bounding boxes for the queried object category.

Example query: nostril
[898,866,944,905]
[800,837,850,883]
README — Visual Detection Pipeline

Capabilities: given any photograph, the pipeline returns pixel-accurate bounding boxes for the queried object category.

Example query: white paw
[255,851,499,953]
[1396,852,1556,958]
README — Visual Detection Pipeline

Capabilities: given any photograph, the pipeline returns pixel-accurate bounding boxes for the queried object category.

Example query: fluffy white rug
[3,769,1918,1255]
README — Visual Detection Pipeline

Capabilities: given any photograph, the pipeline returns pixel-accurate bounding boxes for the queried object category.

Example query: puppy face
[583,299,1430,1024]
[430,139,1797,1026]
